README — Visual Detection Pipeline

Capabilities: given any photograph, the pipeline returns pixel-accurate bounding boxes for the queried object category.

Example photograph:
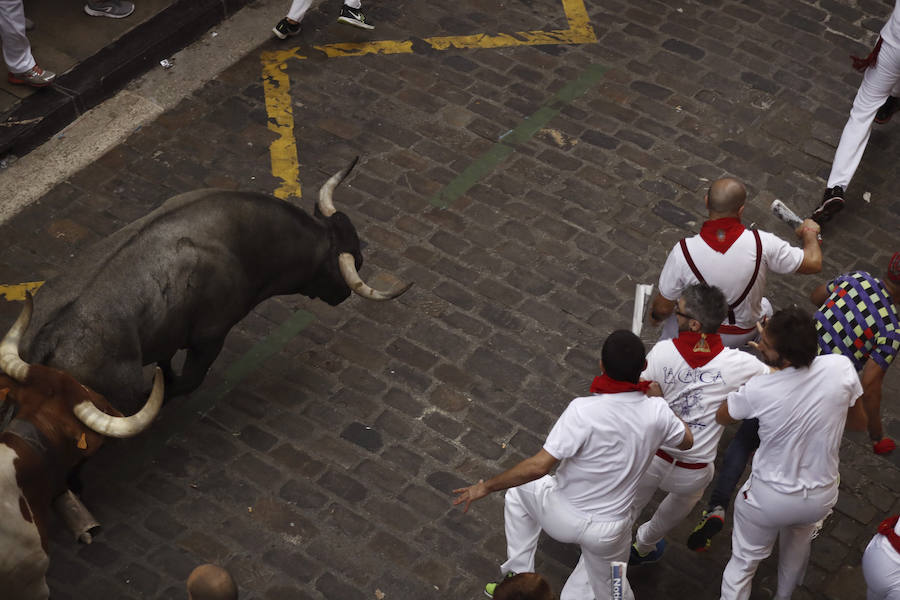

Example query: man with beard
[716,308,865,600]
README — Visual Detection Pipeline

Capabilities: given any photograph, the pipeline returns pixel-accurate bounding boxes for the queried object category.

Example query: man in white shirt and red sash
[562,284,770,595]
[716,308,865,600]
[452,330,693,600]
[863,514,900,599]
[650,177,822,348]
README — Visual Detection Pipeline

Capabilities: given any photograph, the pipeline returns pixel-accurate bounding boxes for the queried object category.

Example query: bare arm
[452,449,559,513]
[859,359,888,441]
[794,219,822,274]
[716,399,739,425]
[846,393,868,432]
[809,282,830,307]
[676,422,694,450]
[649,293,676,325]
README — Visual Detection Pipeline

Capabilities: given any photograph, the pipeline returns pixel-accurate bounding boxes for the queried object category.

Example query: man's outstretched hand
[453,480,488,513]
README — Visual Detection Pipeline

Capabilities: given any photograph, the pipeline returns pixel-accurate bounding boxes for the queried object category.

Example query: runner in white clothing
[649,177,821,348]
[562,284,770,595]
[632,284,770,561]
[452,330,693,600]
[863,515,900,599]
[813,0,900,224]
[716,308,865,600]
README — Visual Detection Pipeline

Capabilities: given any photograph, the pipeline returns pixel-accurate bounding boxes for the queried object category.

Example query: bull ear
[0,292,33,382]
[338,253,412,301]
[317,157,359,217]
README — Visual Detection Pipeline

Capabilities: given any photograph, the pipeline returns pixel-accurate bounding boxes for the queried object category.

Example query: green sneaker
[484,572,516,598]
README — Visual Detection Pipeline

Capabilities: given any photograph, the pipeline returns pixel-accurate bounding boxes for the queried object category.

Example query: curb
[0,0,254,159]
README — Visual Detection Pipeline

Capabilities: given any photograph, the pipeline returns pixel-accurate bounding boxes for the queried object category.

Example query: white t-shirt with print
[641,340,770,464]
[657,229,804,329]
[726,354,862,492]
[543,391,686,519]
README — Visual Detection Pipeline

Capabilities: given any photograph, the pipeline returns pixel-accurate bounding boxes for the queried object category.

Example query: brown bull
[0,294,163,600]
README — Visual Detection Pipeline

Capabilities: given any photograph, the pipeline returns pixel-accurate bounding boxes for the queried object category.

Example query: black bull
[20,159,409,414]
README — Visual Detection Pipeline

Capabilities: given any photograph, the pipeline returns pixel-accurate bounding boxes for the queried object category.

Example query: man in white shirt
[863,514,900,599]
[650,177,822,348]
[716,308,865,600]
[562,284,770,595]
[452,330,693,600]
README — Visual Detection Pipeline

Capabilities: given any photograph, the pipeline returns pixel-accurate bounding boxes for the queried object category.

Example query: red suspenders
[679,230,762,326]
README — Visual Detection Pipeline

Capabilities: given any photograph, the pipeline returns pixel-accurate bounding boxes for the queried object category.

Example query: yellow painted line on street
[261,0,597,197]
[261,57,302,200]
[0,282,43,301]
[2,1,597,300]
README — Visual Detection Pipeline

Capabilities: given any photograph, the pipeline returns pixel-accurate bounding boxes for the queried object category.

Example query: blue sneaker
[628,539,667,565]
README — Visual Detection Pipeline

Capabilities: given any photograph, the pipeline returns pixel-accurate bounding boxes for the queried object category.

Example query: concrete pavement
[0,0,898,598]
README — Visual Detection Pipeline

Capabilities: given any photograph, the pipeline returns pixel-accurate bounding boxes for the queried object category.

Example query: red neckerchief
[878,515,900,554]
[672,332,725,368]
[699,217,745,254]
[589,374,651,394]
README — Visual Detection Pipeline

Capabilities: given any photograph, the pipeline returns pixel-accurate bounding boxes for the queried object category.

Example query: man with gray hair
[564,284,770,593]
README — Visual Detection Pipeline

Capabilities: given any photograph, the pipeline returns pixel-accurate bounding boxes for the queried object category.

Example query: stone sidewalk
[0,0,898,598]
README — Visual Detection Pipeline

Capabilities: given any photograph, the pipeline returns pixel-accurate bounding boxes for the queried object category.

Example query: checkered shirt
[814,271,900,371]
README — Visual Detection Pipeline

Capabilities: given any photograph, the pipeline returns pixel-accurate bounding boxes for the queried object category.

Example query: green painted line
[111,64,609,469]
[193,308,316,410]
[428,62,608,208]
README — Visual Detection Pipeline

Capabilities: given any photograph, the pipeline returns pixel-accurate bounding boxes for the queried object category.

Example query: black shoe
[811,186,845,225]
[875,96,900,124]
[686,506,725,552]
[272,18,301,39]
[337,5,374,29]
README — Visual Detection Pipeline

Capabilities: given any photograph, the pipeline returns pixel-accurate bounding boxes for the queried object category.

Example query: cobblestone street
[1,0,898,598]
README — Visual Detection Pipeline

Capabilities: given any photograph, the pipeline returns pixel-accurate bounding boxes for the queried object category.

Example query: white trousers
[827,38,900,190]
[286,0,361,22]
[720,477,838,600]
[0,0,34,73]
[564,456,713,598]
[633,455,714,553]
[863,533,900,600]
[502,475,634,600]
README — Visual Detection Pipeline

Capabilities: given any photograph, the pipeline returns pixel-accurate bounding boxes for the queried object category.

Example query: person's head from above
[884,251,900,298]
[601,329,646,384]
[754,307,817,369]
[705,177,746,220]
[678,283,728,334]
[187,564,238,600]
[493,572,556,600]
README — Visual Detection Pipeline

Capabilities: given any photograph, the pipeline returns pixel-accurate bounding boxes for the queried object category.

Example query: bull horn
[73,367,164,438]
[0,291,34,382]
[317,156,360,217]
[338,253,412,301]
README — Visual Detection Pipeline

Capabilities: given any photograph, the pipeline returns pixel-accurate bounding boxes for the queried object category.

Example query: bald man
[187,564,238,600]
[650,178,822,347]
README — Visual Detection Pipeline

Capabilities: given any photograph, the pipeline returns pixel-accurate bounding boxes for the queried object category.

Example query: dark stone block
[340,421,383,452]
